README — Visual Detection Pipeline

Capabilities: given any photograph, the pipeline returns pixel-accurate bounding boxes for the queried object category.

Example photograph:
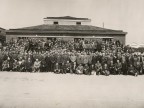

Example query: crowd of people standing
[0,37,143,76]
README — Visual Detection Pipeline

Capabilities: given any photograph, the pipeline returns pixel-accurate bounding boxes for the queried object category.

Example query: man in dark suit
[25,57,33,72]
[115,60,122,75]
[45,53,51,72]
[50,53,57,72]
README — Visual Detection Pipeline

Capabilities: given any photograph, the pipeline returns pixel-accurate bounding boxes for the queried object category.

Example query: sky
[0,0,144,45]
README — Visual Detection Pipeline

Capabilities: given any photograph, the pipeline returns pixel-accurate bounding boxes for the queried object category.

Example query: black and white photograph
[0,0,144,108]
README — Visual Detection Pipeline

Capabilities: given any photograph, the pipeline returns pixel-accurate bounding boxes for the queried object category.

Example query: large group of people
[0,37,143,76]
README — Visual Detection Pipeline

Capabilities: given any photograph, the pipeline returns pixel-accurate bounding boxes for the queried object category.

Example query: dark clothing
[45,56,51,72]
[109,63,115,75]
[83,65,90,75]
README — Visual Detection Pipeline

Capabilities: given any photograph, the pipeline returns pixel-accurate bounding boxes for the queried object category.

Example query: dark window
[53,21,58,25]
[76,22,81,25]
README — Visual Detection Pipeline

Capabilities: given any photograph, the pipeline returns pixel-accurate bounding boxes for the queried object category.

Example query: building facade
[6,16,127,44]
[43,16,91,25]
[0,27,6,44]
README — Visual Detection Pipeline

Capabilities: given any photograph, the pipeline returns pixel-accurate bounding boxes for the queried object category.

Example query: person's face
[7,57,10,60]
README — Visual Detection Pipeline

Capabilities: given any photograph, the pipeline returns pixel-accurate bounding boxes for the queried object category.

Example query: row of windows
[53,21,81,25]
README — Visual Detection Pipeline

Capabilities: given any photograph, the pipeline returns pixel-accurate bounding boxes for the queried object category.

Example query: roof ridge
[44,16,89,20]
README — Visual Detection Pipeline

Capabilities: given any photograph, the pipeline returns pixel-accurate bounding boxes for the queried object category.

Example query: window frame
[76,22,81,25]
[53,21,59,25]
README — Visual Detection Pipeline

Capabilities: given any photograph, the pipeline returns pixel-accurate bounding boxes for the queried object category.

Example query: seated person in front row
[19,59,26,72]
[141,62,144,74]
[83,64,90,75]
[109,60,115,75]
[25,58,33,72]
[89,64,95,75]
[71,62,77,74]
[17,57,24,72]
[13,59,19,71]
[63,61,72,73]
[102,63,110,76]
[76,64,84,74]
[128,64,138,76]
[54,62,60,74]
[33,59,41,72]
[2,59,10,71]
[95,61,102,75]
[135,61,141,75]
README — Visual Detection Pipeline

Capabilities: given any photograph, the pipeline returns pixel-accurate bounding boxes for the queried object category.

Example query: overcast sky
[0,0,144,45]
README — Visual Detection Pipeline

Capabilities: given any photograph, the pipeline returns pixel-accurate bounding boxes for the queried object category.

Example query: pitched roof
[44,16,90,20]
[11,25,107,30]
[7,24,127,35]
[0,27,5,30]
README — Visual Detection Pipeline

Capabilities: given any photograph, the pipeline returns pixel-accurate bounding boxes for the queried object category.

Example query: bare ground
[0,72,144,108]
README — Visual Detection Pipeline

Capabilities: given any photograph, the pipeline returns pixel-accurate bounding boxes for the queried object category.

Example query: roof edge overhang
[0,27,5,30]
[6,29,127,34]
[6,31,127,35]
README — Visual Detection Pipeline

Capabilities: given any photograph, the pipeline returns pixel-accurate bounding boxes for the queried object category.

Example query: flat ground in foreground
[0,72,144,108]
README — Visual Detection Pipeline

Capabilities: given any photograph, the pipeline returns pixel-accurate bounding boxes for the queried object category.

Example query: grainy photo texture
[0,0,144,108]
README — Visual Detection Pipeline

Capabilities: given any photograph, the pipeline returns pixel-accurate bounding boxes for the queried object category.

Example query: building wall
[112,35,125,45]
[6,35,17,42]
[0,28,6,43]
[43,19,91,25]
[6,34,126,45]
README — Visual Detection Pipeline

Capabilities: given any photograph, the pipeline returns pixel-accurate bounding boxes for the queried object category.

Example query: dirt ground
[0,72,144,108]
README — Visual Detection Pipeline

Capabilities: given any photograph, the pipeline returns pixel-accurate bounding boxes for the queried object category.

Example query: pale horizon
[0,0,144,45]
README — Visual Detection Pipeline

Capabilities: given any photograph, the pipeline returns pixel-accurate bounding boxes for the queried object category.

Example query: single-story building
[6,16,127,44]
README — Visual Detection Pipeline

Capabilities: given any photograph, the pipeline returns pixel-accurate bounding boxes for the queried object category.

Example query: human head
[85,64,88,66]
[28,58,31,61]
[117,60,119,63]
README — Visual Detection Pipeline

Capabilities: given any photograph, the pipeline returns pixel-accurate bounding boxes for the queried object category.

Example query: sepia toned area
[1,0,144,107]
[0,72,144,108]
